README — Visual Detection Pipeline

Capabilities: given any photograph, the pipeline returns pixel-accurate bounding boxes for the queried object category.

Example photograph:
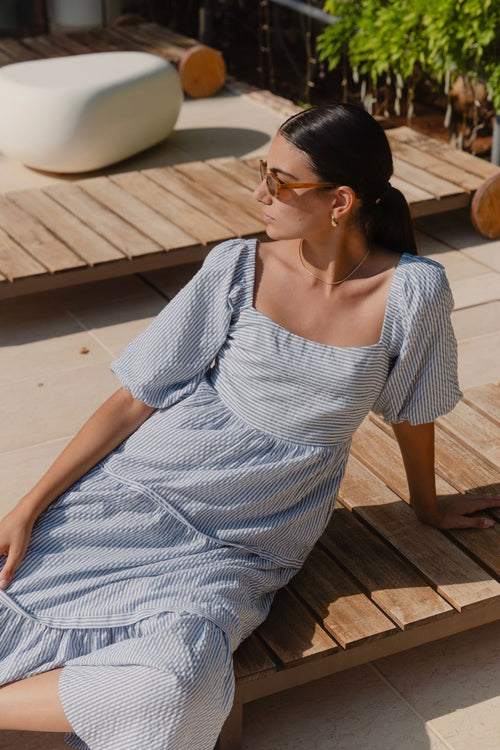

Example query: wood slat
[436,400,500,470]
[2,193,85,273]
[389,126,500,180]
[233,634,277,681]
[463,383,500,426]
[0,38,39,61]
[390,175,435,206]
[173,161,263,222]
[68,29,123,52]
[44,183,160,258]
[48,34,97,55]
[353,417,456,497]
[290,545,397,648]
[20,35,69,58]
[256,586,339,668]
[111,171,232,245]
[339,453,500,610]
[0,49,14,66]
[146,167,259,236]
[355,418,500,578]
[320,505,453,629]
[7,189,124,266]
[387,135,484,192]
[393,156,464,199]
[0,226,47,280]
[77,177,198,251]
[206,157,261,190]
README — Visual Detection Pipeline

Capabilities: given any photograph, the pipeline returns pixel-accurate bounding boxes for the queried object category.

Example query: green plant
[318,0,500,116]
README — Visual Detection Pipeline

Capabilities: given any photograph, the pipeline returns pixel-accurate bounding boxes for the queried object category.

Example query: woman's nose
[253,178,272,203]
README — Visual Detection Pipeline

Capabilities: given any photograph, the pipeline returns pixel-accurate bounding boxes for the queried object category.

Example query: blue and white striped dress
[0,237,461,750]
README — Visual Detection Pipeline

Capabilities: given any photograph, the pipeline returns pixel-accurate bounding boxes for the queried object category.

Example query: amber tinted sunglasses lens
[259,161,278,196]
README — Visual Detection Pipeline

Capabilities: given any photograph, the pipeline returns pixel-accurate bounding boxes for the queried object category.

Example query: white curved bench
[0,51,183,173]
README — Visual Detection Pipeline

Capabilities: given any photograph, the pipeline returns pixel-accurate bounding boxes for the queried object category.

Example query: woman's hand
[0,505,35,590]
[430,493,500,530]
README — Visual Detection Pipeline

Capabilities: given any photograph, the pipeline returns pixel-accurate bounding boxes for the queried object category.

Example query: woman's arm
[17,387,155,522]
[391,420,500,529]
[0,388,155,588]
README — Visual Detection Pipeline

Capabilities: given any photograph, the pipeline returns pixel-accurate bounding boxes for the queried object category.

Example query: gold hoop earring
[331,215,338,228]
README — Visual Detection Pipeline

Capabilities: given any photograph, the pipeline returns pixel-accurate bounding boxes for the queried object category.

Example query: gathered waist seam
[99,465,304,569]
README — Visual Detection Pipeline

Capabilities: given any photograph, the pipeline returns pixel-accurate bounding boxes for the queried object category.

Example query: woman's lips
[262,212,274,222]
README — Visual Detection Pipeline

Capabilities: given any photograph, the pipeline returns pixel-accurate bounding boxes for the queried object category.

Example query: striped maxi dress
[0,237,462,750]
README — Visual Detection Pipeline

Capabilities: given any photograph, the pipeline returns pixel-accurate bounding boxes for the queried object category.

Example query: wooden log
[109,23,226,98]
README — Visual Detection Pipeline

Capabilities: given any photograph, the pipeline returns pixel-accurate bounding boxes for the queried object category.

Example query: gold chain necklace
[298,239,370,286]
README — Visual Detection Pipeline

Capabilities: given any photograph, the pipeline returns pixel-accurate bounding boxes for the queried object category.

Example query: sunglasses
[259,160,337,197]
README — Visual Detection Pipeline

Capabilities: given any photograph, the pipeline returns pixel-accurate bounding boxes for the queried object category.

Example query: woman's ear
[331,186,357,221]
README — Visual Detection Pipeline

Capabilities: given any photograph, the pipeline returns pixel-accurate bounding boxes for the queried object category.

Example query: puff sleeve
[109,238,248,409]
[372,259,462,425]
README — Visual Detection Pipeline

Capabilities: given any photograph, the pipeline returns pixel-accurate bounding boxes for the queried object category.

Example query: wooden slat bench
[2,141,500,299]
[217,383,500,749]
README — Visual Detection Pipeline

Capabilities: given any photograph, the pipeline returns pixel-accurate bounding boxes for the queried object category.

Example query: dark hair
[279,103,418,255]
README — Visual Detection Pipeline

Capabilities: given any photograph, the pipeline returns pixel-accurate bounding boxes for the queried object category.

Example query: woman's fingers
[0,546,22,589]
[435,493,499,530]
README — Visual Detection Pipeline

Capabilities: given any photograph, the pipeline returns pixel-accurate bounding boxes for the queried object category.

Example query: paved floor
[0,86,499,750]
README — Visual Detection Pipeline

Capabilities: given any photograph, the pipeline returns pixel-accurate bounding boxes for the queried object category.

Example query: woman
[1,103,498,750]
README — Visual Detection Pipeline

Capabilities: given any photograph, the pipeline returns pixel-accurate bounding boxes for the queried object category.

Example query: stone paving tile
[142,261,203,299]
[0,438,71,515]
[460,241,500,273]
[449,272,500,310]
[243,662,450,750]
[0,363,117,453]
[374,621,500,750]
[415,209,495,250]
[418,236,491,280]
[65,293,167,357]
[452,301,500,341]
[458,332,500,389]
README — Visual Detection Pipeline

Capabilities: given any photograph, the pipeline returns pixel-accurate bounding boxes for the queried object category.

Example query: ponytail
[362,185,418,255]
[279,103,419,256]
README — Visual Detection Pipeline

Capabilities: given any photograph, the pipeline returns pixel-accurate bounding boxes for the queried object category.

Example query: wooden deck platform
[219,382,500,749]
[1,139,500,299]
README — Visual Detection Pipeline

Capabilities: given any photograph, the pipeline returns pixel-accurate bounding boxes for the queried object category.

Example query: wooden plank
[387,136,484,192]
[75,177,199,251]
[389,126,500,180]
[393,156,464,199]
[0,226,47,281]
[173,161,264,222]
[0,49,14,66]
[146,167,260,236]
[320,505,453,629]
[44,183,161,259]
[7,189,124,266]
[206,156,261,190]
[0,38,39,62]
[256,586,339,668]
[67,29,123,53]
[463,383,500,426]
[100,27,153,53]
[111,171,232,245]
[355,418,500,578]
[339,453,500,609]
[48,34,97,55]
[436,400,500,470]
[240,599,500,703]
[353,417,456,497]
[233,634,277,681]
[20,35,68,58]
[390,175,435,205]
[290,546,397,648]
[2,193,85,273]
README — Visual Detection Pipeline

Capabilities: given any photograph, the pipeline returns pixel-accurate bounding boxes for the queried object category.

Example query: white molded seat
[0,51,183,173]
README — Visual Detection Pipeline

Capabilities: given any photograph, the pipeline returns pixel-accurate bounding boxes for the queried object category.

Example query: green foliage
[318,0,500,112]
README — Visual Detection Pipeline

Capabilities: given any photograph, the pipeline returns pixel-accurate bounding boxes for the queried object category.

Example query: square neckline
[247,237,408,353]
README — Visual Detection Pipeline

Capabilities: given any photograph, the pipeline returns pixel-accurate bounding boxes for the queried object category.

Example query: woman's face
[253,133,336,241]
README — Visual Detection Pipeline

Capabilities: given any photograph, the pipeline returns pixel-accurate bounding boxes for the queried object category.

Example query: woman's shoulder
[202,237,258,275]
[398,252,450,301]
